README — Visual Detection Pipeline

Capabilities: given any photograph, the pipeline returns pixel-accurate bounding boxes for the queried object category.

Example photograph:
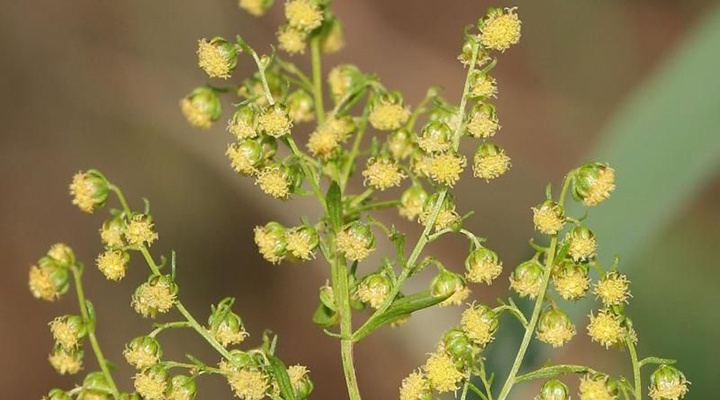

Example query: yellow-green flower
[480,8,522,52]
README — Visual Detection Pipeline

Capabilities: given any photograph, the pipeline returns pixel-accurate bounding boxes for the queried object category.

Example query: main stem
[310,37,325,124]
[334,256,361,400]
[627,338,642,399]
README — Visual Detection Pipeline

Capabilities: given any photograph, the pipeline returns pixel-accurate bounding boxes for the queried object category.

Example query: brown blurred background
[2,0,719,399]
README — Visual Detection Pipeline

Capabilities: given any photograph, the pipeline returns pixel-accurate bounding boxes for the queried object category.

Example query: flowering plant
[29,2,689,400]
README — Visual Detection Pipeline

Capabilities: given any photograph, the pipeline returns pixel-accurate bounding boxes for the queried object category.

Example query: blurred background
[2,0,719,398]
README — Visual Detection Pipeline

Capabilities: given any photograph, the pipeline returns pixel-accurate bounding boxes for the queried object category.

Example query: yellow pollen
[419,208,459,231]
[460,308,495,346]
[239,0,266,16]
[568,236,597,261]
[579,375,616,400]
[336,230,373,262]
[466,259,503,284]
[594,272,631,307]
[100,223,124,248]
[473,152,510,181]
[49,318,82,349]
[197,39,234,79]
[399,371,431,400]
[649,379,689,400]
[285,230,316,260]
[258,108,292,138]
[132,280,176,318]
[356,281,390,309]
[278,26,308,54]
[69,172,97,213]
[227,117,257,140]
[124,346,160,370]
[254,225,286,264]
[96,250,127,281]
[29,265,59,301]
[134,370,167,400]
[255,166,291,199]
[288,365,309,393]
[423,351,463,393]
[481,8,522,52]
[466,109,500,138]
[226,143,260,176]
[584,167,616,206]
[180,97,213,129]
[125,215,158,246]
[328,67,351,100]
[533,206,565,235]
[307,128,340,158]
[427,152,466,187]
[48,348,82,375]
[510,271,543,299]
[554,271,590,301]
[369,103,410,131]
[587,310,625,349]
[362,159,405,190]
[226,368,268,400]
[285,0,323,32]
[471,75,497,98]
[439,285,470,307]
[537,318,576,348]
[214,322,249,347]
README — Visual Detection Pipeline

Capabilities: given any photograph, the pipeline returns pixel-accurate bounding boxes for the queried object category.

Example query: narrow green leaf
[326,181,342,232]
[267,356,296,400]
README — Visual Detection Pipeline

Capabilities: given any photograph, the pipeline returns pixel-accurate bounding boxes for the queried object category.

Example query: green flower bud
[536,308,576,348]
[100,215,126,248]
[124,336,163,369]
[473,142,511,181]
[566,225,597,262]
[356,272,393,309]
[69,170,109,213]
[532,200,565,235]
[579,374,618,400]
[219,349,259,373]
[369,91,410,131]
[552,261,590,301]
[29,258,70,302]
[428,98,459,125]
[197,37,238,79]
[468,71,498,99]
[572,163,616,207]
[328,64,363,102]
[465,103,499,139]
[442,328,476,366]
[430,268,468,306]
[180,86,222,130]
[134,364,169,400]
[537,379,570,400]
[131,275,179,318]
[208,300,248,347]
[227,139,266,176]
[417,120,452,153]
[258,103,293,138]
[649,365,689,400]
[254,222,288,264]
[319,285,336,311]
[388,128,414,161]
[49,314,87,349]
[288,365,314,399]
[119,394,142,400]
[83,371,112,393]
[227,106,257,140]
[458,36,489,66]
[47,243,76,267]
[399,185,428,221]
[460,304,498,347]
[46,389,73,400]
[286,225,320,261]
[238,0,273,16]
[419,192,461,232]
[336,221,376,262]
[509,260,544,298]
[465,247,503,284]
[287,90,315,123]
[167,375,197,400]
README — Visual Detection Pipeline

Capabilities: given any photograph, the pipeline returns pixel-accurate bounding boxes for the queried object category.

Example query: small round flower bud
[49,315,87,349]
[399,371,432,400]
[417,121,452,153]
[197,37,238,79]
[426,151,467,187]
[287,90,315,123]
[398,185,427,221]
[47,243,76,267]
[388,128,414,161]
[458,37,490,66]
[258,104,292,138]
[167,375,197,400]
[227,139,265,176]
[255,163,297,200]
[356,272,393,309]
[82,372,113,399]
[100,216,125,248]
[443,329,476,366]
[362,158,405,190]
[131,275,178,318]
[69,170,109,213]
[45,389,73,400]
[369,92,411,131]
[460,304,498,347]
[180,86,222,129]
[96,249,130,281]
[238,0,271,16]
[307,128,341,159]
[285,225,320,261]
[566,226,597,262]
[509,260,544,299]
[134,364,169,400]
[125,214,158,247]
[277,25,308,54]
[285,0,323,32]
[594,272,631,307]
[119,393,142,400]
[536,379,570,400]
[320,16,345,54]
[423,350,464,393]
[473,143,511,181]
[469,72,497,99]
[649,365,689,400]
[209,308,248,347]
[572,163,616,206]
[553,262,590,301]
[288,365,313,399]
[227,107,258,140]
[479,7,522,52]
[578,374,617,400]
[532,200,565,235]
[124,336,162,369]
[536,308,576,348]
[431,268,469,307]
[465,103,499,138]
[587,309,626,349]
[48,345,83,375]
[328,65,363,102]
[465,248,503,284]
[419,192,460,231]
[254,222,288,264]
[29,259,70,302]
[336,221,375,262]
[223,366,268,400]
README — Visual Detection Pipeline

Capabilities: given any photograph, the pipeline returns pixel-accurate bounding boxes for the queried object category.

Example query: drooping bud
[578,374,618,400]
[399,371,432,400]
[388,128,414,161]
[167,375,197,400]
[566,225,597,262]
[473,142,510,181]
[100,216,126,248]
[285,225,320,261]
[587,309,626,349]
[399,185,428,221]
[255,162,296,200]
[594,271,631,307]
[649,365,689,400]
[443,329,476,366]
[572,163,616,206]
[469,71,498,99]
[356,272,393,309]
[131,275,178,318]
[423,350,464,393]
[29,257,70,302]
[238,0,272,16]
[48,345,83,375]
[458,36,490,66]
[125,213,159,247]
[465,247,503,284]
[336,221,375,262]
[133,364,169,400]
[258,103,293,138]
[369,91,410,131]
[82,372,113,399]
[285,0,324,32]
[460,304,498,347]
[197,37,238,79]
[430,268,469,307]
[536,308,576,348]
[277,25,308,54]
[417,121,452,153]
[287,90,315,123]
[419,192,460,231]
[124,336,162,370]
[254,222,288,264]
[96,249,130,281]
[69,170,109,213]
[362,158,405,190]
[532,200,565,235]
[227,107,258,140]
[288,365,314,399]
[320,16,345,54]
[45,389,73,400]
[227,139,265,176]
[180,86,222,129]
[536,379,570,400]
[208,301,248,347]
[465,103,499,138]
[552,261,590,301]
[328,65,363,102]
[49,315,87,349]
[509,260,544,299]
[47,243,76,267]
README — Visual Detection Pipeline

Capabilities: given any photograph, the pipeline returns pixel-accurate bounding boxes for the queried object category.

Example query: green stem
[249,49,275,106]
[310,37,325,124]
[479,361,494,400]
[460,375,471,400]
[331,253,362,400]
[627,337,642,400]
[339,93,372,191]
[286,136,326,209]
[70,265,120,399]
[149,321,192,338]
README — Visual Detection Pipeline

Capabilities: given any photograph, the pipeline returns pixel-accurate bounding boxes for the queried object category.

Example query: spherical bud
[328,65,363,101]
[323,114,356,140]
[428,99,460,126]
[307,126,341,159]
[209,308,248,348]
[388,128,414,161]
[430,268,469,307]
[465,247,503,284]
[238,0,272,16]
[395,186,425,222]
[536,308,576,348]
[133,364,169,400]
[286,225,320,261]
[578,374,618,400]
[29,259,70,302]
[197,37,238,79]
[473,143,511,181]
[258,104,293,138]
[552,262,590,301]
[288,365,313,399]
[119,393,143,400]
[255,162,298,200]
[465,103,499,138]
[49,315,87,349]
[227,139,265,176]
[419,192,460,231]
[458,37,490,66]
[96,249,130,281]
[587,309,626,349]
[45,389,73,400]
[649,365,689,400]
[124,336,163,369]
[460,304,498,347]
[572,163,616,206]
[48,345,83,375]
[532,200,565,235]
[131,275,178,318]
[536,379,570,400]
[224,366,268,400]
[399,371,432,400]
[594,272,631,307]
[369,92,411,131]
[82,372,113,399]
[443,329,476,366]
[69,170,109,213]
[336,221,375,262]
[566,226,597,262]
[285,0,323,32]
[509,260,544,299]
[320,16,345,54]
[125,214,158,247]
[227,107,258,140]
[362,158,405,191]
[469,71,498,99]
[100,216,126,248]
[356,272,393,309]
[479,7,522,52]
[423,350,464,393]
[47,243,76,267]
[426,151,467,187]
[167,375,197,400]
[417,121,452,153]
[254,222,288,264]
[287,90,315,123]
[180,86,222,129]
[277,25,308,54]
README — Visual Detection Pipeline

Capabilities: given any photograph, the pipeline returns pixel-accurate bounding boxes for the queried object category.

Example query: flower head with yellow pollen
[418,192,460,231]
[29,260,70,302]
[285,225,319,260]
[238,0,270,16]
[536,308,576,348]
[423,350,464,393]
[131,275,178,318]
[227,107,258,140]
[572,163,616,206]
[285,0,323,32]
[336,221,375,262]
[124,336,162,370]
[48,243,75,267]
[96,249,129,281]
[255,163,295,200]
[225,367,268,400]
[43,389,73,400]
[553,262,590,301]
[134,365,168,400]
[48,346,83,375]
[212,312,249,347]
[167,375,197,400]
[278,25,308,54]
[566,226,597,261]
[465,104,500,138]
[287,365,313,399]
[287,89,315,123]
[125,214,158,247]
[254,222,288,264]
[426,151,467,187]
[469,72,497,99]
[197,37,238,79]
[180,86,222,129]
[473,143,510,181]
[649,365,689,400]
[465,247,503,284]
[579,374,617,400]
[460,304,498,347]
[307,127,341,158]
[480,7,522,52]
[227,139,265,176]
[258,104,292,138]
[399,371,431,400]
[69,170,108,213]
[417,121,452,153]
[587,309,626,349]
[399,185,428,221]
[328,64,363,101]
[458,36,491,66]
[356,272,392,309]
[362,158,405,190]
[431,268,469,307]
[369,92,410,131]
[49,315,86,349]
[100,217,125,248]
[510,260,544,298]
[533,200,565,235]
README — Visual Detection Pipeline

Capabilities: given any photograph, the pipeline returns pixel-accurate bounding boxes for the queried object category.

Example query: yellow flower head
[460,305,498,346]
[649,365,689,400]
[132,276,178,318]
[96,249,129,281]
[48,243,75,267]
[573,164,616,207]
[594,272,631,307]
[362,158,405,190]
[423,351,464,393]
[227,139,265,176]
[197,38,238,79]
[536,308,576,348]
[227,107,258,140]
[288,365,311,396]
[465,104,500,138]
[553,263,590,301]
[431,268,469,307]
[399,371,431,400]
[587,309,626,349]
[307,127,341,158]
[325,114,356,140]
[258,104,293,138]
[465,248,503,284]
[226,368,268,400]
[254,222,288,264]
[134,366,168,400]
[180,87,222,129]
[29,264,68,302]
[579,374,617,400]
[480,8,522,52]
[167,375,197,400]
[48,346,83,375]
[285,225,319,260]
[278,25,308,54]
[369,92,410,131]
[69,171,108,213]
[255,164,293,200]
[336,221,375,262]
[100,218,125,248]
[356,273,392,309]
[417,121,452,154]
[285,0,323,32]
[473,143,510,181]
[215,317,249,347]
[532,201,565,235]
[49,315,86,349]
[328,65,362,101]
[470,73,497,99]
[510,260,544,299]
[125,214,158,247]
[239,0,269,16]
[426,152,467,187]
[399,185,428,221]
[418,193,460,231]
[566,226,596,262]
[124,336,162,370]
